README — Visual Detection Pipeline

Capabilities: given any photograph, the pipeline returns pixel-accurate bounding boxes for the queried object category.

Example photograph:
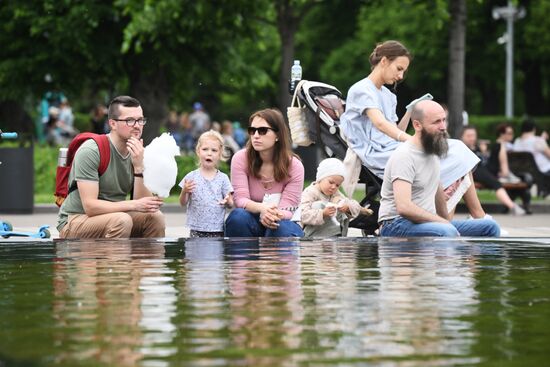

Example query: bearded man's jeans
[380,216,500,237]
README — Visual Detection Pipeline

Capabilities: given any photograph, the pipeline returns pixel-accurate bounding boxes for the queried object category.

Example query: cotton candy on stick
[143,133,180,198]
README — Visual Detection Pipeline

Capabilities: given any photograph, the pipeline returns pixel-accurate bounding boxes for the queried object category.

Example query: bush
[74,112,92,133]
[34,144,58,198]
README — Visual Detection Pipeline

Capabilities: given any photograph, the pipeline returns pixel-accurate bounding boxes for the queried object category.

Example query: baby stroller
[289,80,382,235]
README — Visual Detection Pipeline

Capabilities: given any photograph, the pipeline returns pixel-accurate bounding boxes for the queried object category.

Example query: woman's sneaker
[511,203,526,215]
[499,173,522,184]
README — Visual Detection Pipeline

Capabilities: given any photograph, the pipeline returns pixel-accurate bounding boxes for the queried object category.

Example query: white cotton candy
[143,133,180,198]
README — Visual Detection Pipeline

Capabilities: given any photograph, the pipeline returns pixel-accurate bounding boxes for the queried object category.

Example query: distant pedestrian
[221,120,240,163]
[90,104,108,134]
[179,112,195,155]
[232,121,247,147]
[189,102,211,141]
[513,119,550,175]
[462,126,526,215]
[164,110,183,148]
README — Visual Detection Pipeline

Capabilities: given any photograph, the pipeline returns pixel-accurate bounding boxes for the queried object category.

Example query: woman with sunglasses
[225,108,304,237]
[340,40,487,219]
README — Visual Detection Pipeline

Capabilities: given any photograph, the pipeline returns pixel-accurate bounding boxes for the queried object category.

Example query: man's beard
[421,128,449,157]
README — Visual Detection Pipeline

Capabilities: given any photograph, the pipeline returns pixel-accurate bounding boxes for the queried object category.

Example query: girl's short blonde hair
[196,130,227,162]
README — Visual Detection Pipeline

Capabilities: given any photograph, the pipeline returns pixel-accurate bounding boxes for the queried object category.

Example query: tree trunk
[447,0,467,138]
[129,67,169,145]
[276,0,298,112]
[522,58,545,115]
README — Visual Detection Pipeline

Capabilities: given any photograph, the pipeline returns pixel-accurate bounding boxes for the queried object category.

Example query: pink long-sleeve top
[231,149,304,220]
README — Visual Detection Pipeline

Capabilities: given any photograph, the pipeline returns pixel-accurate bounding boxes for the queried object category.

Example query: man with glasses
[57,95,165,238]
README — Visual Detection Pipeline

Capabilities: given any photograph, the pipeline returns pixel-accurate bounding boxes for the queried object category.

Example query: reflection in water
[53,240,176,367]
[2,238,550,366]
[225,239,304,366]
[138,251,177,366]
[180,238,228,358]
[297,239,480,363]
[374,240,479,362]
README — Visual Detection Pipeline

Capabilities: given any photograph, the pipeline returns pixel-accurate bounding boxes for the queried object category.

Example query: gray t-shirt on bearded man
[378,141,440,223]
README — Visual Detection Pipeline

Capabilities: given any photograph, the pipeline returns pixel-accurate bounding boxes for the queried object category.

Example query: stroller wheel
[362,228,380,237]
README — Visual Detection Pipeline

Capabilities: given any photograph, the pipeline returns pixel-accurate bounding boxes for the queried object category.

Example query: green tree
[3,0,550,140]
[321,0,449,112]
[520,0,550,115]
[112,0,271,142]
[0,1,123,134]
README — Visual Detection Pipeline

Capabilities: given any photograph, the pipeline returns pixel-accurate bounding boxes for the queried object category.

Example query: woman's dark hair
[246,108,296,182]
[108,95,141,120]
[369,40,412,70]
[496,123,513,137]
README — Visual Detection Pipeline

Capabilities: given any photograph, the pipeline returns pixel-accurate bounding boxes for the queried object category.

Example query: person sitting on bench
[486,123,522,183]
[461,126,527,215]
[513,118,550,176]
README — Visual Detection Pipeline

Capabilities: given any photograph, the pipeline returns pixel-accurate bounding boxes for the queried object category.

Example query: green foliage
[0,1,123,101]
[3,0,550,123]
[321,0,449,103]
[523,2,550,56]
[118,0,274,116]
[74,112,91,133]
[34,144,58,197]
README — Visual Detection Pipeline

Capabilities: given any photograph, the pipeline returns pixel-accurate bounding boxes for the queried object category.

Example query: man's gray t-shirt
[178,169,233,232]
[378,141,440,222]
[57,137,133,231]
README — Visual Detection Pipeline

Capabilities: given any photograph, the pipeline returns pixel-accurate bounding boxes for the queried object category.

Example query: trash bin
[0,146,34,213]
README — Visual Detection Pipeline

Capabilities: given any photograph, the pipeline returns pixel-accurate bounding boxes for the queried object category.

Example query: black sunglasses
[248,126,278,136]
[112,118,147,127]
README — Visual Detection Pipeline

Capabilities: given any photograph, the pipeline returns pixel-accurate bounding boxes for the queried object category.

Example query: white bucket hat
[316,158,346,182]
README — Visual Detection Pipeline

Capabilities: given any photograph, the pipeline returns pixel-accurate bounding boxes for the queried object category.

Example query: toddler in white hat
[300,158,372,237]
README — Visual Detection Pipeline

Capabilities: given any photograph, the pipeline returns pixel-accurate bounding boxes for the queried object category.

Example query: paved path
[2,205,549,239]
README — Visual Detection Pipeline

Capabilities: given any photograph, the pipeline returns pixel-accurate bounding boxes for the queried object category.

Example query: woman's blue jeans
[380,216,501,237]
[225,208,304,237]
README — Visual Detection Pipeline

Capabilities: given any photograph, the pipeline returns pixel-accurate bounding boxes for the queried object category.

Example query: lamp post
[492,1,525,119]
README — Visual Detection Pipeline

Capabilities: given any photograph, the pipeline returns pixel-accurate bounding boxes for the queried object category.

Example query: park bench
[474,181,528,191]
[508,151,550,198]
[474,180,530,213]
